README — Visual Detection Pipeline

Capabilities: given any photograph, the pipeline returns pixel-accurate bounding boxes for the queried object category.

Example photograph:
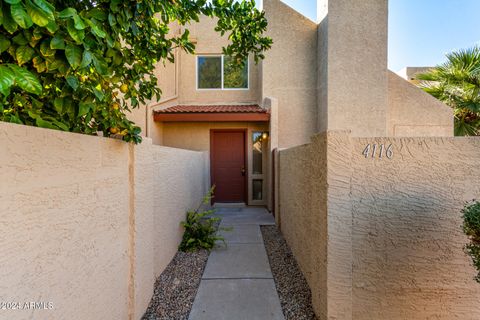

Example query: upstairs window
[197,55,249,90]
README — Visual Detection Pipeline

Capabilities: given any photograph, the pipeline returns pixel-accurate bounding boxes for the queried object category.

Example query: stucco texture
[152,146,208,274]
[0,121,207,320]
[387,71,453,137]
[278,130,480,319]
[262,0,318,148]
[317,0,389,137]
[278,134,328,319]
[316,0,453,139]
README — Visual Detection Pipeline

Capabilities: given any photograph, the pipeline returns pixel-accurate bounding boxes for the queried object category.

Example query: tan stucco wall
[0,121,206,320]
[279,130,480,319]
[387,71,453,136]
[131,140,155,320]
[278,134,329,319]
[317,0,389,137]
[1,122,130,320]
[348,134,480,319]
[262,0,318,148]
[152,146,208,274]
[162,121,267,151]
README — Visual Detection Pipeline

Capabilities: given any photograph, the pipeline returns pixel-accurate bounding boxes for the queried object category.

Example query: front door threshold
[213,203,246,208]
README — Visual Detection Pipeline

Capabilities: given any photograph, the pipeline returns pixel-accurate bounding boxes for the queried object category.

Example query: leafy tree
[416,47,480,136]
[0,0,272,143]
[197,56,222,89]
[224,55,248,88]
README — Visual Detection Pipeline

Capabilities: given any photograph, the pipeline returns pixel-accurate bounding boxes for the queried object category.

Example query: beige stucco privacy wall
[0,121,207,320]
[348,134,480,319]
[278,134,329,319]
[278,131,480,320]
[152,146,208,274]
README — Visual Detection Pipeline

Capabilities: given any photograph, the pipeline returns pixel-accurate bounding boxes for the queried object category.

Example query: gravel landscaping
[142,250,209,320]
[261,225,318,320]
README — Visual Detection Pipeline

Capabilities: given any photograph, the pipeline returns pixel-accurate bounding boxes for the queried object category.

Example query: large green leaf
[108,13,116,27]
[26,0,50,27]
[3,8,19,33]
[87,8,107,21]
[53,97,64,113]
[4,0,21,4]
[16,45,35,65]
[46,58,66,72]
[86,19,106,38]
[58,8,77,18]
[9,114,24,124]
[0,65,15,96]
[78,101,93,117]
[50,34,65,49]
[66,75,79,90]
[0,5,4,26]
[8,64,42,95]
[65,44,82,69]
[92,55,109,76]
[93,87,104,101]
[73,14,86,30]
[32,0,54,18]
[32,27,43,40]
[36,117,57,129]
[0,35,11,53]
[67,19,84,43]
[12,32,28,45]
[50,118,70,131]
[45,19,57,33]
[80,50,93,68]
[10,4,33,29]
[40,40,55,57]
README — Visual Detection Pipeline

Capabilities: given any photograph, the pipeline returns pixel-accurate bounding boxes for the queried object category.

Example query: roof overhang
[153,104,270,122]
[153,112,270,122]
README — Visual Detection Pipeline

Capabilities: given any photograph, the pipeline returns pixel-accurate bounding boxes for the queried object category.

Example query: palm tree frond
[415,46,480,136]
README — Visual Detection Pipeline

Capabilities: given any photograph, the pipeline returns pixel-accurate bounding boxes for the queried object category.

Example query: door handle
[241,167,246,176]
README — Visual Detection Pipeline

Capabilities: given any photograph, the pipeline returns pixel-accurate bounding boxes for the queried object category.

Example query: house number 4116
[362,144,393,159]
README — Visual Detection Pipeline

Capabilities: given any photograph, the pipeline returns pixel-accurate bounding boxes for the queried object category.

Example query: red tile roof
[154,104,267,114]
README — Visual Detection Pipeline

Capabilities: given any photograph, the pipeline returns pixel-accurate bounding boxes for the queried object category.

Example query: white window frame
[196,55,249,91]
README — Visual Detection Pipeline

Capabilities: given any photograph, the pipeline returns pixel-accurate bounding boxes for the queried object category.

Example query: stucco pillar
[317,0,389,136]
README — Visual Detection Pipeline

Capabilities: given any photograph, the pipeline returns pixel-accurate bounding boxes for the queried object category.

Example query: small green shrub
[462,200,480,283]
[179,187,228,252]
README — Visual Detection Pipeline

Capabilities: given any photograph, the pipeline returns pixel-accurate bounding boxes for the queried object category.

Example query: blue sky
[278,0,480,72]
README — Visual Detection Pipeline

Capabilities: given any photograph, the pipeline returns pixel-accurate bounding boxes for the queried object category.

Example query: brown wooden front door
[210,130,246,203]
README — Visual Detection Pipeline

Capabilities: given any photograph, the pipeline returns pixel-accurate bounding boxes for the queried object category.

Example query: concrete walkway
[188,207,285,320]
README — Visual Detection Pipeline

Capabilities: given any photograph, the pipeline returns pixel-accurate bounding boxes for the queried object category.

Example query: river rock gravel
[261,225,318,320]
[142,250,209,320]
